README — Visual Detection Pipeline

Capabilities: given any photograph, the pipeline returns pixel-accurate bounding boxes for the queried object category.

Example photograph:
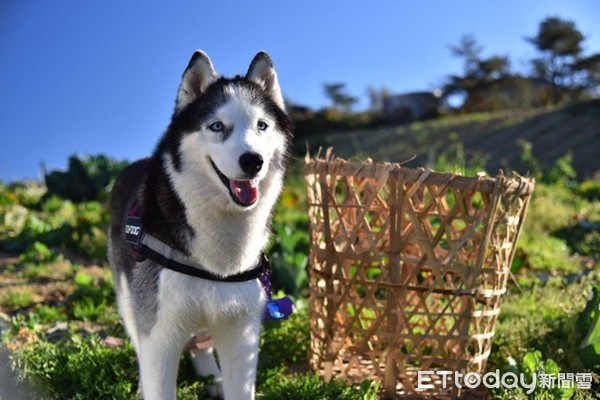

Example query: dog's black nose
[239,152,264,175]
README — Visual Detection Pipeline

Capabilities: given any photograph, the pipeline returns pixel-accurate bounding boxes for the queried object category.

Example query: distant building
[383,91,441,122]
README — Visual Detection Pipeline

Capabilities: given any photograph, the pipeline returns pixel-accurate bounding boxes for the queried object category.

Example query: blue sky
[1,1,598,182]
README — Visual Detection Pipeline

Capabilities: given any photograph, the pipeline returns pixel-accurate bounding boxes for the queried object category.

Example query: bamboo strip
[305,152,535,398]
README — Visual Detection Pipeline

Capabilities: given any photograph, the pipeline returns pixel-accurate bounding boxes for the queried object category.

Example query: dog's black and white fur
[108,51,292,400]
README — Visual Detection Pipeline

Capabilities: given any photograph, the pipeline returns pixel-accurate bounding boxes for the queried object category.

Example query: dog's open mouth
[209,159,259,207]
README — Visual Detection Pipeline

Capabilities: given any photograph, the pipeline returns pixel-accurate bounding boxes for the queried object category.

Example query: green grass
[523,183,581,234]
[64,272,120,324]
[257,373,379,400]
[488,273,600,399]
[489,274,594,372]
[0,290,34,311]
[4,302,363,400]
[71,297,115,323]
[514,232,578,273]
[33,304,67,324]
[10,334,139,399]
[512,181,594,273]
[299,107,549,171]
[259,306,310,374]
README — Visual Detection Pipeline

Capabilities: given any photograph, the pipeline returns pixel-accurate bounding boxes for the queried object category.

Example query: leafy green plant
[258,373,378,400]
[518,139,543,180]
[269,222,309,295]
[18,241,57,264]
[269,178,311,296]
[524,183,580,234]
[518,140,578,186]
[71,201,110,259]
[259,305,310,380]
[0,161,113,258]
[515,231,577,272]
[44,154,128,202]
[67,271,119,324]
[176,381,210,400]
[0,198,110,258]
[490,275,591,373]
[578,180,600,201]
[5,326,228,400]
[434,131,488,176]
[578,282,600,370]
[544,153,577,185]
[71,297,111,322]
[492,351,575,400]
[11,334,138,399]
[513,180,590,273]
[5,181,47,208]
[21,262,54,279]
[1,290,34,311]
[0,206,49,252]
[563,231,600,260]
[33,304,66,324]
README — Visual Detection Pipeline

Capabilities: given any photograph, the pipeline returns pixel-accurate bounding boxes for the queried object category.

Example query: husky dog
[108,51,292,400]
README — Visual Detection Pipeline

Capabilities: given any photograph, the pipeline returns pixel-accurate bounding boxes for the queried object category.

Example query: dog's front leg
[137,327,188,400]
[213,315,261,400]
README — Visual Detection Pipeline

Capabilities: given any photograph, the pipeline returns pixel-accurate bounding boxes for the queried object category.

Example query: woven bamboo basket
[304,151,535,399]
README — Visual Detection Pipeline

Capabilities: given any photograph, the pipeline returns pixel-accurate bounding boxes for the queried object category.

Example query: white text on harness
[126,225,141,235]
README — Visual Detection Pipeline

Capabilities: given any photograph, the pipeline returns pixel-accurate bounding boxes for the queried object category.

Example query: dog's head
[163,51,292,211]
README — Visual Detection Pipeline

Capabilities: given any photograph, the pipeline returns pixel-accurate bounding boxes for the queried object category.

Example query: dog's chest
[157,268,265,328]
[185,208,270,275]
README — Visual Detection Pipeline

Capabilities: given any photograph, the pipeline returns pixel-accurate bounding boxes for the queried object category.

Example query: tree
[45,154,128,201]
[449,34,484,78]
[528,17,586,101]
[477,56,511,81]
[367,86,391,113]
[574,54,600,96]
[529,17,584,57]
[443,35,513,110]
[323,82,358,112]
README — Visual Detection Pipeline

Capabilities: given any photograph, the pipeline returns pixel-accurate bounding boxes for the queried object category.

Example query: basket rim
[304,155,535,196]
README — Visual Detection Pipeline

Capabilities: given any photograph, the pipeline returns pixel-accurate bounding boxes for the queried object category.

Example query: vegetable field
[2,105,600,399]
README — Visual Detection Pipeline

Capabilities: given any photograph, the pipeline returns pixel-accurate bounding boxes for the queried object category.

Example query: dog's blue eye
[209,121,224,132]
[257,121,268,131]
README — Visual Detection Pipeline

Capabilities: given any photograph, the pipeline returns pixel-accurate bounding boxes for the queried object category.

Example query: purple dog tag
[265,297,295,321]
[260,257,295,321]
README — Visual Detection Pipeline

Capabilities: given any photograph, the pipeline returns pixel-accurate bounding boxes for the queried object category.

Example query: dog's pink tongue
[229,179,259,205]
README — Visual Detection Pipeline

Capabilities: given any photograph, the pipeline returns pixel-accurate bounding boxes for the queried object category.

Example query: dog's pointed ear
[246,52,285,110]
[175,50,218,113]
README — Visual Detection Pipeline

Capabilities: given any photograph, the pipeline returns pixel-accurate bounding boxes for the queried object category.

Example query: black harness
[124,201,268,283]
[123,200,294,321]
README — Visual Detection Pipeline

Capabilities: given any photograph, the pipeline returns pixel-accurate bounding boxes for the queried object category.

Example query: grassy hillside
[297,100,600,179]
[1,102,599,399]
